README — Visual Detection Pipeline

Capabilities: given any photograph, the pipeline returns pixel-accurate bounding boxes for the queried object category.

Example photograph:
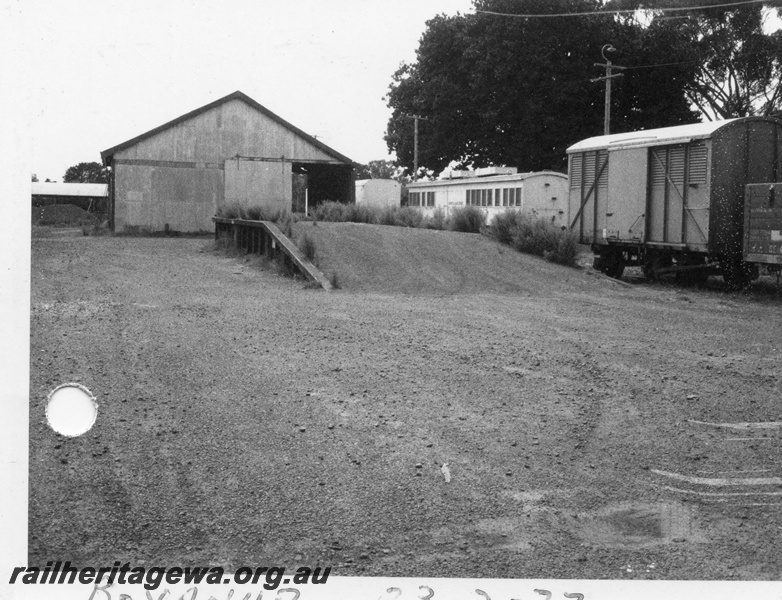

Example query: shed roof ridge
[100,90,354,166]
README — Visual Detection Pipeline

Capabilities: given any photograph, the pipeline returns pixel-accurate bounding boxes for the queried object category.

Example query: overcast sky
[19,0,474,182]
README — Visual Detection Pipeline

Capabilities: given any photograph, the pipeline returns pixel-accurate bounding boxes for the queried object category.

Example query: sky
[16,0,475,182]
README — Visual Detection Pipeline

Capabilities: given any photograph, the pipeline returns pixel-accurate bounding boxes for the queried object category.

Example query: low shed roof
[567,119,739,153]
[32,182,107,197]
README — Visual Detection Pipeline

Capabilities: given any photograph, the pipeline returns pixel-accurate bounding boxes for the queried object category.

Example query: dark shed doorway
[292,162,355,212]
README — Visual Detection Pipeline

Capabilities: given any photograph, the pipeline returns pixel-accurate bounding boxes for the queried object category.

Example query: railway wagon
[566,116,782,286]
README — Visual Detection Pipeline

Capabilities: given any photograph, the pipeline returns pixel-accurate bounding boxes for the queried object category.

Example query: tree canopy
[384,0,782,175]
[354,159,407,181]
[63,161,109,184]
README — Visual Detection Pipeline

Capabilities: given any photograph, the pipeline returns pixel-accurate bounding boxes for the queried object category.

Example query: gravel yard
[29,225,782,580]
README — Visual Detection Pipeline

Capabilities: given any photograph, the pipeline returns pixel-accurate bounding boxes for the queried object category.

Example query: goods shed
[101,91,356,233]
[406,168,569,226]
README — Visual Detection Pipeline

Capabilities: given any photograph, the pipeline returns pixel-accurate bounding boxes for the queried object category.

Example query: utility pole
[404,114,429,180]
[591,44,625,135]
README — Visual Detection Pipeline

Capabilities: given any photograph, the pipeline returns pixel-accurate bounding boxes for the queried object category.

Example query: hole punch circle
[46,383,98,437]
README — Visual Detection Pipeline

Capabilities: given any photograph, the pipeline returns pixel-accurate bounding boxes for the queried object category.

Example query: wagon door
[648,145,685,244]
[605,147,646,241]
[682,141,710,248]
[647,143,709,248]
[568,149,608,244]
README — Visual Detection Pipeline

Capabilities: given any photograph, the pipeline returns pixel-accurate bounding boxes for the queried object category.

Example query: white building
[355,179,401,209]
[406,168,569,226]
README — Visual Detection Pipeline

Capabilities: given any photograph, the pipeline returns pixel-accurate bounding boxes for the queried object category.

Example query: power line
[624,59,705,69]
[476,0,768,19]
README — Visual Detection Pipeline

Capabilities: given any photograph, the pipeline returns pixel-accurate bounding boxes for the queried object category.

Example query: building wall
[355,179,401,208]
[114,163,223,232]
[112,99,342,232]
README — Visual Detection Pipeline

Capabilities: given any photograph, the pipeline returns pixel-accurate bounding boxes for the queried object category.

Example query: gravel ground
[29,226,782,580]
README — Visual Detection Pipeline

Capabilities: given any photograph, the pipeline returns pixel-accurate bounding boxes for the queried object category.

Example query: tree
[609,0,782,119]
[384,0,698,175]
[63,161,109,184]
[31,173,38,182]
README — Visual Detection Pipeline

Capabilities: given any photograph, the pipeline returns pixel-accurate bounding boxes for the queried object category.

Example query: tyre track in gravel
[29,231,782,580]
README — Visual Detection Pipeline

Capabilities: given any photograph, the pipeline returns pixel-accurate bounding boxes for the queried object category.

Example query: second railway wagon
[566,116,782,286]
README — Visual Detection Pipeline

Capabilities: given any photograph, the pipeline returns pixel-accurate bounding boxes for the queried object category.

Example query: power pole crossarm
[592,45,625,136]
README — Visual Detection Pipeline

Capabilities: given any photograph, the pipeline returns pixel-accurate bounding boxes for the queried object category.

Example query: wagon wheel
[642,253,671,281]
[599,250,625,280]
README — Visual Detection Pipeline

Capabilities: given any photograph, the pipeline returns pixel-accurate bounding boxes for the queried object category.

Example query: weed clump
[216,203,292,223]
[298,232,317,263]
[328,271,341,289]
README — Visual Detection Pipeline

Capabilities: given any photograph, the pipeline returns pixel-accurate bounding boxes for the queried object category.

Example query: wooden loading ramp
[213,217,333,291]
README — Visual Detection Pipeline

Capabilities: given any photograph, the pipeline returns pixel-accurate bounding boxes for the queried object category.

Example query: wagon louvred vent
[668,146,686,187]
[688,143,708,185]
[570,154,583,190]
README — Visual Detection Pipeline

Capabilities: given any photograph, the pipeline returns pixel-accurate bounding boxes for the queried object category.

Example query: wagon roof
[567,119,742,153]
[100,91,355,166]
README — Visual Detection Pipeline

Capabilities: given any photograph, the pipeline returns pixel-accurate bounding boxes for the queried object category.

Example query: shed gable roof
[101,91,355,166]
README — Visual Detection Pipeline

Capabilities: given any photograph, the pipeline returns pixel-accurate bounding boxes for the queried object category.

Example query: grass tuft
[329,271,341,289]
[298,232,317,263]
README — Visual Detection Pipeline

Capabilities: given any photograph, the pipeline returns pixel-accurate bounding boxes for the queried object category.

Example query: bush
[348,204,380,224]
[311,201,342,222]
[378,206,399,226]
[392,206,424,228]
[424,208,449,230]
[488,210,524,245]
[216,203,241,219]
[489,211,580,267]
[544,228,580,267]
[450,206,485,233]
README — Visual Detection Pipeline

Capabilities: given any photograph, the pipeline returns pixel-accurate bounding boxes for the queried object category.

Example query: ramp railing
[212,217,333,291]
